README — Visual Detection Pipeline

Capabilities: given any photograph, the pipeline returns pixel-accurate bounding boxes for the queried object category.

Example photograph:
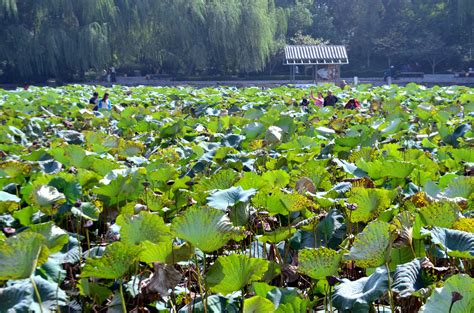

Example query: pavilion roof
[284,45,349,65]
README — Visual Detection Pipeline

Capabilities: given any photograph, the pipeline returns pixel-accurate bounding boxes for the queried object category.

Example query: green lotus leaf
[392,258,428,297]
[48,174,82,204]
[442,176,474,200]
[31,185,66,208]
[27,222,69,254]
[196,169,239,193]
[442,124,470,147]
[347,221,392,268]
[0,276,68,313]
[0,191,20,213]
[243,296,275,313]
[333,158,368,178]
[172,206,236,252]
[427,227,474,259]
[116,211,171,245]
[259,227,296,244]
[298,247,341,280]
[0,232,49,280]
[348,187,394,223]
[50,145,93,169]
[254,189,312,215]
[139,241,193,264]
[38,258,66,284]
[160,119,184,138]
[118,140,144,157]
[243,122,265,140]
[312,209,346,249]
[207,186,256,210]
[82,241,141,279]
[95,169,144,205]
[262,170,290,188]
[235,172,267,190]
[356,159,415,179]
[420,274,474,313]
[299,161,332,191]
[206,254,269,295]
[78,278,113,305]
[450,148,474,163]
[419,200,461,228]
[0,160,32,185]
[71,202,100,221]
[49,235,81,265]
[275,295,311,313]
[332,266,388,313]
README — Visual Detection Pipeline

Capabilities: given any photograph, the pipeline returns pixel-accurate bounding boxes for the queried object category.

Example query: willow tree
[154,0,284,75]
[0,0,117,81]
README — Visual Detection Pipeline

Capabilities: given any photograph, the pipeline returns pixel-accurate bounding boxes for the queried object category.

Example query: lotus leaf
[31,185,66,208]
[207,186,256,210]
[426,227,474,259]
[347,220,392,268]
[243,296,275,313]
[298,247,341,280]
[0,191,20,213]
[419,200,460,228]
[0,276,68,312]
[206,254,269,295]
[442,176,474,200]
[392,258,428,297]
[172,206,236,252]
[27,222,69,253]
[0,232,49,280]
[348,187,394,223]
[116,211,171,245]
[82,241,141,279]
[332,266,389,313]
[420,274,474,313]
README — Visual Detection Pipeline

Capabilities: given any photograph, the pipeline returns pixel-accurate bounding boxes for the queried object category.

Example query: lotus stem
[30,276,44,313]
[194,254,207,313]
[385,263,395,313]
[119,281,127,313]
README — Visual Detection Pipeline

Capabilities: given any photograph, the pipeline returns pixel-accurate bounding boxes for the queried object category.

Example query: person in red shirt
[344,98,361,110]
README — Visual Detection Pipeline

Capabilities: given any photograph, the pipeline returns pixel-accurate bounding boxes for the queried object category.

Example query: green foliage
[348,221,392,268]
[82,242,140,279]
[116,211,171,245]
[420,274,474,313]
[243,296,275,313]
[0,232,49,280]
[0,84,473,312]
[298,247,341,280]
[206,254,269,295]
[348,187,394,223]
[172,207,237,252]
[332,266,389,313]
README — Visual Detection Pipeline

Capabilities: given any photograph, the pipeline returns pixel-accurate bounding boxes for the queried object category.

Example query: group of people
[89,92,111,111]
[298,90,360,110]
[103,66,117,83]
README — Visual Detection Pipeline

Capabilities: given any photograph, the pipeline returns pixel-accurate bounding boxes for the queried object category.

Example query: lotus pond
[0,84,473,313]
